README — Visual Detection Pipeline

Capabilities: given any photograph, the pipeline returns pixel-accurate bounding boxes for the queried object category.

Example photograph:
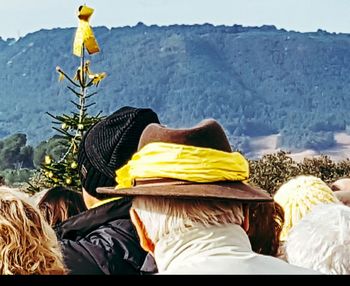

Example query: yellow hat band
[115,142,249,189]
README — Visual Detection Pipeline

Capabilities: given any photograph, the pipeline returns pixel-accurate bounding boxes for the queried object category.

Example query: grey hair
[132,196,244,243]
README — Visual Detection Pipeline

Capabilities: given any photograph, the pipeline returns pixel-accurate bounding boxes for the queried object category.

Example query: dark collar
[55,197,132,239]
[140,253,158,274]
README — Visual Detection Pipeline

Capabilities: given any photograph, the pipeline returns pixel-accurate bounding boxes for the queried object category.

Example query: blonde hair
[274,175,338,241]
[132,196,244,243]
[0,187,66,275]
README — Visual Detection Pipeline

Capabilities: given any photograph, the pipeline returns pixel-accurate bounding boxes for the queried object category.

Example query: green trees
[0,133,35,186]
[0,132,349,194]
[277,129,336,151]
[248,151,350,195]
[32,136,67,168]
[0,134,34,170]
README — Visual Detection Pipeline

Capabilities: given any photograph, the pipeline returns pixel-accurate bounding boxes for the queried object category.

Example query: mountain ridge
[1,23,350,156]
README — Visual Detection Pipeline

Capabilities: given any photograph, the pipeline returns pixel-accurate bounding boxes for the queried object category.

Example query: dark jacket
[55,197,156,275]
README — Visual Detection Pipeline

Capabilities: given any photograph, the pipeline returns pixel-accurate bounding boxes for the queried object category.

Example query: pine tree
[30,5,106,192]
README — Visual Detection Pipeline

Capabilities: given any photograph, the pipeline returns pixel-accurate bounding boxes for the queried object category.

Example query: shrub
[249,151,350,195]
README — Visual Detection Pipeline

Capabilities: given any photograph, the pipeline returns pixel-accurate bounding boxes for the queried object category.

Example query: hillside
[1,23,350,154]
[248,132,350,161]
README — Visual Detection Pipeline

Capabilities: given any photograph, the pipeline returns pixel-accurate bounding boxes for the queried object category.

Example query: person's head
[77,106,160,208]
[284,203,350,274]
[0,187,66,274]
[38,186,87,226]
[333,190,350,206]
[331,178,350,192]
[130,197,248,254]
[247,201,284,256]
[97,119,272,254]
[274,175,339,241]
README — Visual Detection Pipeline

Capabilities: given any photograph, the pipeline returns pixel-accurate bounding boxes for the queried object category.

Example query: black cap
[77,106,160,199]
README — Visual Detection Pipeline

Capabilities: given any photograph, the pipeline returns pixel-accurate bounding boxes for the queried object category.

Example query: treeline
[0,134,65,185]
[249,151,350,195]
[1,133,350,193]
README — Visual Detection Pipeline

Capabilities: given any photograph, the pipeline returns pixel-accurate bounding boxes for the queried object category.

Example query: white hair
[132,196,244,244]
[285,203,350,274]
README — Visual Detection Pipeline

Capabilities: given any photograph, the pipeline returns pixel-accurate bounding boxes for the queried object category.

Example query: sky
[1,0,350,40]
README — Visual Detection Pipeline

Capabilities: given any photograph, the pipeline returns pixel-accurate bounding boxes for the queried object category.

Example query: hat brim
[97,181,272,202]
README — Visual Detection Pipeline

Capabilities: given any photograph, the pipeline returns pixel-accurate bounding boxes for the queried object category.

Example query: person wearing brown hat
[55,106,160,275]
[97,119,319,274]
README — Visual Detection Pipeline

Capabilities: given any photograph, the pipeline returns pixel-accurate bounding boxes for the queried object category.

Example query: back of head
[0,187,66,274]
[274,175,338,241]
[285,203,350,274]
[333,190,350,206]
[331,178,350,192]
[38,186,87,226]
[78,106,160,200]
[132,196,244,245]
[247,201,284,256]
[106,118,271,247]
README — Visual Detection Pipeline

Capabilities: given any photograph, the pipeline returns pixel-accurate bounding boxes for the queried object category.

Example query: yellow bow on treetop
[73,5,100,57]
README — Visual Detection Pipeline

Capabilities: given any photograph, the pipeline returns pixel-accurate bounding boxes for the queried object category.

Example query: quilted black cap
[77,106,160,199]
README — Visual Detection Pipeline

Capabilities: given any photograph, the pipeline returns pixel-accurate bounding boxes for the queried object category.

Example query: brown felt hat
[97,119,272,202]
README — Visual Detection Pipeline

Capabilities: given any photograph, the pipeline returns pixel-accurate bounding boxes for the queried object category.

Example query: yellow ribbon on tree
[116,142,249,189]
[73,5,100,57]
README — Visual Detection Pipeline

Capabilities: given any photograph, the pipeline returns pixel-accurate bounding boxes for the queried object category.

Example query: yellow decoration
[116,142,249,189]
[58,72,64,81]
[73,5,100,57]
[44,155,52,165]
[56,66,64,81]
[83,61,106,86]
[62,123,68,130]
[66,178,72,185]
[84,60,91,72]
[71,162,78,169]
[89,72,107,86]
[73,66,83,83]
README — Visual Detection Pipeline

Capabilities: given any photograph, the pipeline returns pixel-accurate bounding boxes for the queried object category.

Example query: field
[249,132,350,162]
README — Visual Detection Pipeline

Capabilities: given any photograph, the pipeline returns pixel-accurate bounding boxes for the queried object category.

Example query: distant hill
[1,23,350,154]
